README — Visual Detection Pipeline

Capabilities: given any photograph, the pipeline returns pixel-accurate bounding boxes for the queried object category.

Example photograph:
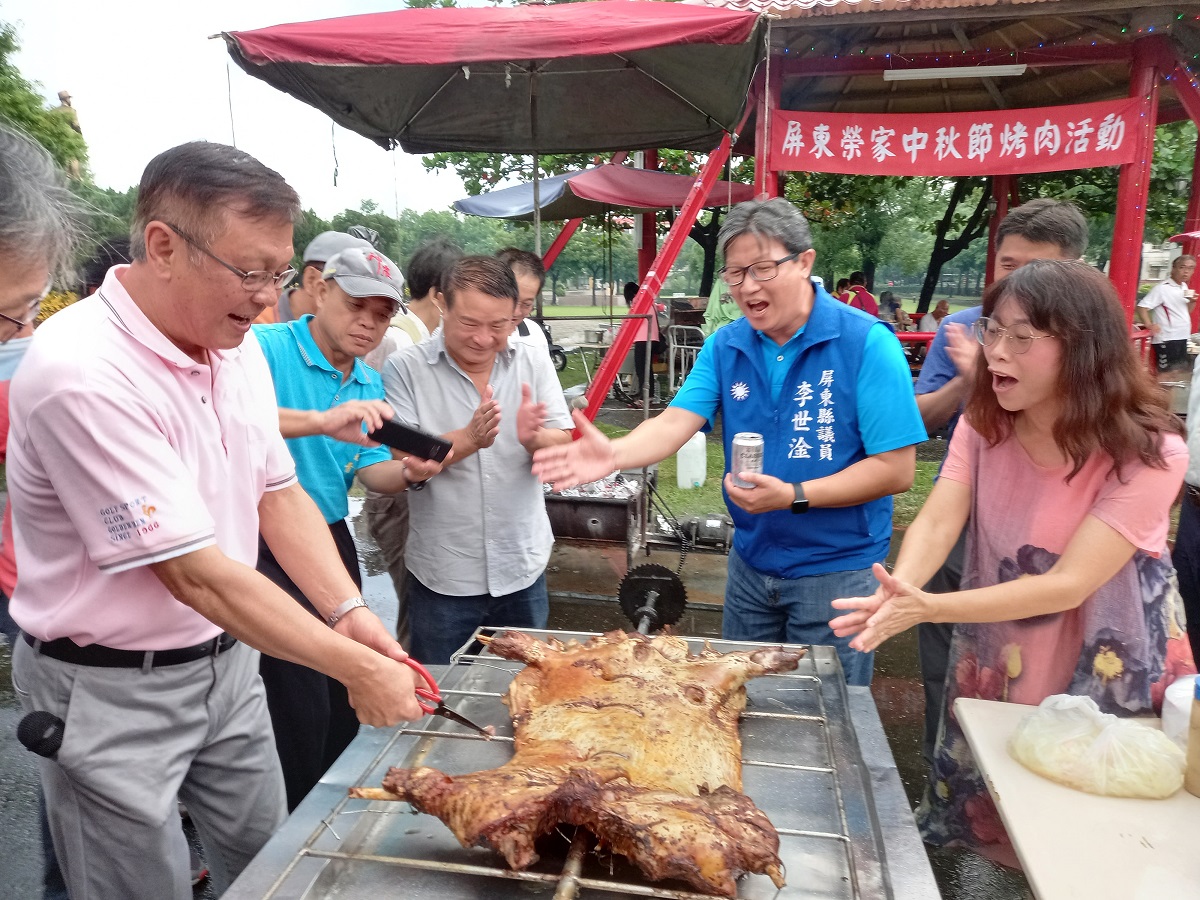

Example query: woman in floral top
[831,260,1196,865]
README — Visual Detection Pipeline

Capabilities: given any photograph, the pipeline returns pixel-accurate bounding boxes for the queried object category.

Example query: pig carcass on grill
[350,630,805,896]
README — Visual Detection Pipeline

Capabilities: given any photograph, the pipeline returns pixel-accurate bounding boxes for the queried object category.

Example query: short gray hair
[718,198,813,256]
[0,122,84,282]
[131,142,300,261]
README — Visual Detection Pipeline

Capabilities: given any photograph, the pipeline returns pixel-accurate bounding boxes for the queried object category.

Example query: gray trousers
[364,492,411,649]
[13,639,286,899]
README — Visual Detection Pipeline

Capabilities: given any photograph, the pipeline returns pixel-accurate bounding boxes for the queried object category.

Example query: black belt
[23,631,237,668]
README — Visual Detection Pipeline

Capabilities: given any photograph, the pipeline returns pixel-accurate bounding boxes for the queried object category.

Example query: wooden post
[754,60,781,198]
[984,175,1012,286]
[1108,39,1161,320]
[638,150,658,283]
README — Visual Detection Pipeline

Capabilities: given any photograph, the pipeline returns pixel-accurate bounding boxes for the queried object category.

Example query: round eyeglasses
[164,222,297,293]
[973,316,1055,354]
[719,252,800,287]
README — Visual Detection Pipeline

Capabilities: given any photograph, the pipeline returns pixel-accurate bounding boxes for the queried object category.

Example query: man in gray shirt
[383,256,573,663]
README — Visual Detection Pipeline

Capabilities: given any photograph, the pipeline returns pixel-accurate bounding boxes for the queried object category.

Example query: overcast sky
[2,0,473,218]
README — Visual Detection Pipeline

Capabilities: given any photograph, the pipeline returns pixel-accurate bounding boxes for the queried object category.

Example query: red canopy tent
[223,0,766,419]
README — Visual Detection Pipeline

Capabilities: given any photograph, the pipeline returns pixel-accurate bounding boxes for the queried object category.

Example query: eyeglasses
[0,285,50,343]
[719,252,800,287]
[164,222,297,293]
[973,317,1055,354]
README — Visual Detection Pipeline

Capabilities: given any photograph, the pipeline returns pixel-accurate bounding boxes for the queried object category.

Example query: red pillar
[637,150,658,283]
[754,60,782,198]
[1108,39,1161,320]
[984,175,1012,286]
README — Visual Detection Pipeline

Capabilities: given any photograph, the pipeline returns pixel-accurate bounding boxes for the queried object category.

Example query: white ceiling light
[883,64,1028,82]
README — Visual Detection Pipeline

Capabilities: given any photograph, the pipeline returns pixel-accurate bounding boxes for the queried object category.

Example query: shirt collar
[288,314,373,385]
[96,265,241,369]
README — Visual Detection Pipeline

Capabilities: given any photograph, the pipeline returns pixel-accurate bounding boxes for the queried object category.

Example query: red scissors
[403,657,495,739]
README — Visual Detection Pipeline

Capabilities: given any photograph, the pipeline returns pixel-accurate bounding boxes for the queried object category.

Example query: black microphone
[17,711,65,759]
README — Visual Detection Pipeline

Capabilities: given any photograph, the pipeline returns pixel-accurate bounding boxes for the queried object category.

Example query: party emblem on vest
[730,381,750,401]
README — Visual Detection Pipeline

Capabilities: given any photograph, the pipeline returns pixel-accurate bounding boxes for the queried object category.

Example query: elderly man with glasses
[6,141,424,899]
[534,198,925,685]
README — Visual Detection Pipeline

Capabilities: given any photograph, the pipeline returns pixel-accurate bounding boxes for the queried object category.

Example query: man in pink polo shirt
[7,141,423,900]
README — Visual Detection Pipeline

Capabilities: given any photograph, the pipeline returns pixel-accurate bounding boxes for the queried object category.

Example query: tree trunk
[689,209,723,297]
[917,177,992,313]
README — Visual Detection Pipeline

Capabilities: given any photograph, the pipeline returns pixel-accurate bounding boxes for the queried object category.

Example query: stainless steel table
[227,633,939,899]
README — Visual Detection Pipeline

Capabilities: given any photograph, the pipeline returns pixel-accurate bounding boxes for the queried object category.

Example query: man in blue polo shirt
[534,198,925,685]
[251,246,442,809]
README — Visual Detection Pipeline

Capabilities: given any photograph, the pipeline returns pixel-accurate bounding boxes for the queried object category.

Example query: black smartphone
[367,419,452,462]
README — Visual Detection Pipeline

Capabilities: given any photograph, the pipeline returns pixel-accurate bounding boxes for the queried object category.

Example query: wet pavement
[0,451,1032,899]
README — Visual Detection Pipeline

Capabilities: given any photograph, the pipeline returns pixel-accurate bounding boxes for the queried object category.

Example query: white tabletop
[956,697,1199,900]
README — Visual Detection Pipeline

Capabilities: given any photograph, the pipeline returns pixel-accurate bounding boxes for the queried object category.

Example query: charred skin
[362,631,804,896]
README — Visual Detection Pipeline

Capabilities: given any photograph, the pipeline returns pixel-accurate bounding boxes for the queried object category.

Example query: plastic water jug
[676,432,707,489]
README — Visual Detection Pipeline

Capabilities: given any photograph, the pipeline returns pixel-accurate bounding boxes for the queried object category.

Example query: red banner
[770,98,1140,176]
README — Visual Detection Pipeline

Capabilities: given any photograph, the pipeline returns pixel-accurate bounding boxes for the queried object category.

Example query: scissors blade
[432,702,495,739]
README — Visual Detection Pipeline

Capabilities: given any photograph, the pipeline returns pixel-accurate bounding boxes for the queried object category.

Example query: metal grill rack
[244,630,893,899]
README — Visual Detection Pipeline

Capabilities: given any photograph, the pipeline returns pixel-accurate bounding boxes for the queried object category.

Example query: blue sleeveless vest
[711,286,893,578]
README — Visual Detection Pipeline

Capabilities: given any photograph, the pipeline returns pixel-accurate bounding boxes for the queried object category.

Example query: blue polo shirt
[251,316,391,524]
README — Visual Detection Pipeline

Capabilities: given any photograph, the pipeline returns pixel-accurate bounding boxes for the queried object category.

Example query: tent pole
[754,47,781,198]
[531,76,541,256]
[984,175,1011,286]
[638,150,658,283]
[1109,38,1161,321]
[582,133,736,421]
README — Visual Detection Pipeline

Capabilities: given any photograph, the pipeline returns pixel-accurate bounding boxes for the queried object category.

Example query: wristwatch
[790,482,810,514]
[327,596,368,627]
[403,463,428,492]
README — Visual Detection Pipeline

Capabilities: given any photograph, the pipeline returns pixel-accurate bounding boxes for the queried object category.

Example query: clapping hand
[829,562,931,652]
[467,385,501,450]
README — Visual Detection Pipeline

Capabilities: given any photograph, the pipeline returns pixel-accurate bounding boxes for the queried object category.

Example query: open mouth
[991,372,1018,391]
[747,300,768,314]
[229,313,255,329]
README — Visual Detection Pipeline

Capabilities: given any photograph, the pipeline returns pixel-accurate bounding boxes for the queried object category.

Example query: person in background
[702,276,743,337]
[8,141,423,899]
[534,199,925,686]
[496,247,550,353]
[845,271,879,316]
[0,122,83,900]
[366,238,465,647]
[1136,254,1197,374]
[262,230,373,324]
[625,280,666,403]
[918,299,950,333]
[834,277,850,302]
[911,198,1087,766]
[1171,348,1200,666]
[385,256,574,664]
[878,291,905,329]
[831,260,1195,865]
[252,246,441,811]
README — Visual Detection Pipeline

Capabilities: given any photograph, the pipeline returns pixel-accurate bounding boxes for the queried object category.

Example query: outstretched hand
[829,562,931,652]
[531,409,616,490]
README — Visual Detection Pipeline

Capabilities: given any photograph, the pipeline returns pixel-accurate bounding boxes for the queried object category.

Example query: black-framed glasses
[0,285,49,343]
[164,222,297,293]
[973,317,1055,354]
[719,252,800,287]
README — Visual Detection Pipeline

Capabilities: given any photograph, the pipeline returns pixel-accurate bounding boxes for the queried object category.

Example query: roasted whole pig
[351,630,805,897]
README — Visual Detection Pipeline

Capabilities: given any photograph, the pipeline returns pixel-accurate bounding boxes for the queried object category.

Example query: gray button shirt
[381,333,572,596]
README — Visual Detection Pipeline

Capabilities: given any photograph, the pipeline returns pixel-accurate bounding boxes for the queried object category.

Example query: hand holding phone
[367,419,452,462]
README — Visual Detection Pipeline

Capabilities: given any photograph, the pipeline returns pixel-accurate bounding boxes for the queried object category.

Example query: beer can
[730,432,764,488]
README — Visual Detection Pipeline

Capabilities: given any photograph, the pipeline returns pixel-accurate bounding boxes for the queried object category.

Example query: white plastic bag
[1008,694,1185,799]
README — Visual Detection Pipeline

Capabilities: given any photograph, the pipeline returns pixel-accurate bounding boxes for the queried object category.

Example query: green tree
[0,22,88,175]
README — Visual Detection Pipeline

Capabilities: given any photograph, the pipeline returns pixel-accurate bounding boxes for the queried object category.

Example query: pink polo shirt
[8,266,297,649]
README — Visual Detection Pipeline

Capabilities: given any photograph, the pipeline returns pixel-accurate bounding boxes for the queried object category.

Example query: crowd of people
[1,125,1198,897]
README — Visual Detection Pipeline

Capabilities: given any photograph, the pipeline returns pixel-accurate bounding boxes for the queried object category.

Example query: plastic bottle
[1162,674,1197,748]
[675,432,707,489]
[1186,677,1200,798]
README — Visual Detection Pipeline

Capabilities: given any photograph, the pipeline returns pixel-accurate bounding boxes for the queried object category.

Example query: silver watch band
[327,596,368,627]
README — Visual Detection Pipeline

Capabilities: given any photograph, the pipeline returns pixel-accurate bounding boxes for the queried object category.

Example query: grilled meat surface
[355,630,805,896]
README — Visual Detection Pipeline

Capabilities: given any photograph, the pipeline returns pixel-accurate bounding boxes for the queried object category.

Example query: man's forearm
[521,428,573,454]
[277,407,325,438]
[802,446,916,509]
[915,378,968,432]
[356,459,412,494]
[151,545,377,687]
[611,407,708,471]
[258,482,362,618]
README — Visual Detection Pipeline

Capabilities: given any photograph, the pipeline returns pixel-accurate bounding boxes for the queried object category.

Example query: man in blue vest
[534,198,925,684]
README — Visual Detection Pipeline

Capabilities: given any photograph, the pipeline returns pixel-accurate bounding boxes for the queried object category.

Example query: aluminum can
[730,432,764,488]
